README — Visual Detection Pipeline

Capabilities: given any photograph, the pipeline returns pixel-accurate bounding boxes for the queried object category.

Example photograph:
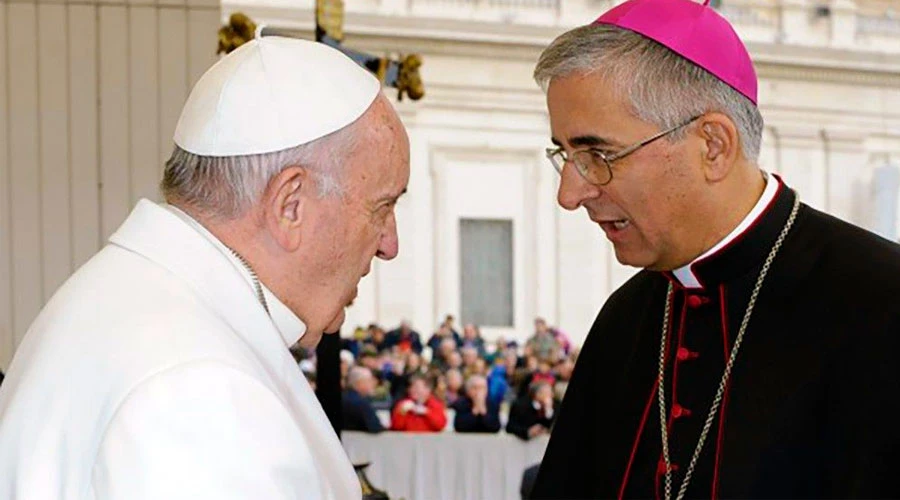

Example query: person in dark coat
[453,375,501,433]
[341,366,383,433]
[506,382,557,441]
[529,1,900,498]
[384,321,423,354]
[460,323,487,357]
[520,464,541,500]
[426,324,462,354]
[387,351,425,404]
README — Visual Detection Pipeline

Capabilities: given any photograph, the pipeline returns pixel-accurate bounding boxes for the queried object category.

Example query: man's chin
[613,247,652,270]
[297,330,324,349]
[323,307,347,334]
[612,244,679,271]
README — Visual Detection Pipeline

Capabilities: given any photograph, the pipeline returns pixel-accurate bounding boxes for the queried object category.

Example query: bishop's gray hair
[161,119,360,219]
[534,24,763,162]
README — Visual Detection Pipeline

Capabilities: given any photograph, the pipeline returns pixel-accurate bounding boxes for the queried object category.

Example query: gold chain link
[659,193,801,500]
[230,249,270,315]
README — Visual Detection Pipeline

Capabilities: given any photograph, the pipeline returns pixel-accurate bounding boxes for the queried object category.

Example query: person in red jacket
[390,375,447,432]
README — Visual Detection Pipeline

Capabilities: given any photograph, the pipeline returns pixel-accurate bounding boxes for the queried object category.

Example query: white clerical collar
[163,204,307,347]
[672,172,778,289]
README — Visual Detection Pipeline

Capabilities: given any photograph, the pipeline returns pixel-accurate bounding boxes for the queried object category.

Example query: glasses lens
[573,150,612,185]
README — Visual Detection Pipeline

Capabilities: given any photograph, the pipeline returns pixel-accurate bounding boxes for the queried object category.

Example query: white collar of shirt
[164,205,307,347]
[672,172,778,289]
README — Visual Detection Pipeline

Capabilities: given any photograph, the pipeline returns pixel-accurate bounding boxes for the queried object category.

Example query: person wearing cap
[0,36,409,499]
[529,0,900,498]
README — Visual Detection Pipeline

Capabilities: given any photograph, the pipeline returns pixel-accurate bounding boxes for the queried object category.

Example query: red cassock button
[671,404,692,419]
[686,295,708,308]
[657,460,680,475]
[676,347,699,361]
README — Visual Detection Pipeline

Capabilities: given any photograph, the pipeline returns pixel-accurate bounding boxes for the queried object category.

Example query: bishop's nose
[557,162,602,210]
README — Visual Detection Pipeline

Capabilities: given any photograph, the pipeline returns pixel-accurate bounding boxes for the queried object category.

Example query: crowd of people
[299,315,577,440]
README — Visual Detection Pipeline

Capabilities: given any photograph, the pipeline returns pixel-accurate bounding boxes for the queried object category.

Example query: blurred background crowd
[293,315,578,440]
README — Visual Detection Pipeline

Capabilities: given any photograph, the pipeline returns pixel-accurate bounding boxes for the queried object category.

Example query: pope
[0,37,409,499]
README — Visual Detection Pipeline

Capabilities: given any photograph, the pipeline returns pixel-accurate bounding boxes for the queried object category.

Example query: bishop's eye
[589,149,613,158]
[575,149,608,168]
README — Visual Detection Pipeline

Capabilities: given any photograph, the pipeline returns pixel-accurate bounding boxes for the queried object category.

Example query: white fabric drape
[343,431,548,500]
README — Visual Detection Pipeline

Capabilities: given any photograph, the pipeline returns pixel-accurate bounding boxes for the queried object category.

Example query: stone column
[829,0,858,48]
[779,0,828,45]
[775,126,829,211]
[873,162,900,241]
[822,129,866,226]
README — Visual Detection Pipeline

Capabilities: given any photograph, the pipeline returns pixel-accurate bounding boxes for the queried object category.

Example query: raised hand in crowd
[527,424,548,439]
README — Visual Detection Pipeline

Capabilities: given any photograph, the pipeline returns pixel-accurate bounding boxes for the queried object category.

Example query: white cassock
[0,199,361,500]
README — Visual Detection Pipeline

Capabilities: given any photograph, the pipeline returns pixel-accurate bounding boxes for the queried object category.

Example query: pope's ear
[263,165,308,251]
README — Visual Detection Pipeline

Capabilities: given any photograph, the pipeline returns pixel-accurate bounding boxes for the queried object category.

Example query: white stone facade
[214,0,900,346]
[1,0,899,367]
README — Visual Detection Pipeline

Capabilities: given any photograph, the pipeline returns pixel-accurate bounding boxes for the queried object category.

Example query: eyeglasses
[545,115,701,186]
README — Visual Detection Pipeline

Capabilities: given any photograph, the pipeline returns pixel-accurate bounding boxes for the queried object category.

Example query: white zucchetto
[174,36,381,157]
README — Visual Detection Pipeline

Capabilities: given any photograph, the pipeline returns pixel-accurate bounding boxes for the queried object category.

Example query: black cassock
[532,182,900,499]
[316,332,343,437]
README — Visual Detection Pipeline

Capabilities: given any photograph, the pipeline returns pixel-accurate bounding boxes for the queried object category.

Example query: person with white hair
[452,374,501,434]
[0,36,409,499]
[339,349,356,383]
[342,366,384,434]
[530,0,900,498]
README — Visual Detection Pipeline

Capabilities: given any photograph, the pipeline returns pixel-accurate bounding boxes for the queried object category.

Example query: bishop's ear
[264,165,308,251]
[697,113,741,182]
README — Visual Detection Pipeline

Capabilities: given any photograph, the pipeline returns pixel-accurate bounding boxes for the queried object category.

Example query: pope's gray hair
[161,121,359,219]
[534,24,763,162]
